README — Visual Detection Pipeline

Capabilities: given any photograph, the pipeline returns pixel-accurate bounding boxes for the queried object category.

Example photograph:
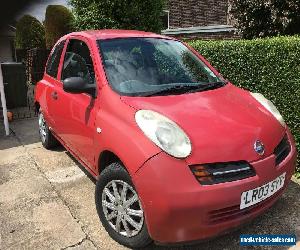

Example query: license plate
[240,172,286,210]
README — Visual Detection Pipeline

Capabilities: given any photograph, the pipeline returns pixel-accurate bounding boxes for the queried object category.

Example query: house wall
[167,0,228,29]
[163,0,238,40]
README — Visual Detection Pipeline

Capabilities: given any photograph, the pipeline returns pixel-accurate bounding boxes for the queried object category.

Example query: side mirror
[63,77,96,98]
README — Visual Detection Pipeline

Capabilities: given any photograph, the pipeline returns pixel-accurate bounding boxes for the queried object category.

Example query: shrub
[44,5,74,49]
[189,36,300,173]
[69,0,164,33]
[15,15,45,49]
[231,0,300,39]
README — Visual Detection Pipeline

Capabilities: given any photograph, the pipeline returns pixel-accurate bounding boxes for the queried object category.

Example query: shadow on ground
[0,118,40,149]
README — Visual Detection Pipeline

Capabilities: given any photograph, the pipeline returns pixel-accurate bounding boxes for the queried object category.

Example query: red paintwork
[134,129,297,243]
[35,30,297,244]
[122,84,285,164]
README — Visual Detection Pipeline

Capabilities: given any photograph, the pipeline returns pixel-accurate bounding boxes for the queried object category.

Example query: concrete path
[0,118,300,250]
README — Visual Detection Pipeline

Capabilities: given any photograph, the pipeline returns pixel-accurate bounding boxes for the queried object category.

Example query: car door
[44,40,66,129]
[51,37,98,168]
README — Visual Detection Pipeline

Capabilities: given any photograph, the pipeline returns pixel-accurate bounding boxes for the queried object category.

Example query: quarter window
[61,39,95,85]
[46,40,65,78]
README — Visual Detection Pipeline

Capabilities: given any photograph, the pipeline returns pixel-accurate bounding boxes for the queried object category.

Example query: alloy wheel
[102,180,144,237]
[38,113,47,143]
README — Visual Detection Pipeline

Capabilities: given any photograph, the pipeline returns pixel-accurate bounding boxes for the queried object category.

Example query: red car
[35,30,297,248]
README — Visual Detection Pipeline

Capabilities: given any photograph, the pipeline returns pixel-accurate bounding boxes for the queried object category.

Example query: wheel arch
[97,150,126,176]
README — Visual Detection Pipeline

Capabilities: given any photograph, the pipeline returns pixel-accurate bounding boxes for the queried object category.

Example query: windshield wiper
[185,81,225,93]
[144,82,225,97]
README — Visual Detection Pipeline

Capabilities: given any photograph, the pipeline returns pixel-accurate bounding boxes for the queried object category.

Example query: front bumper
[133,131,297,244]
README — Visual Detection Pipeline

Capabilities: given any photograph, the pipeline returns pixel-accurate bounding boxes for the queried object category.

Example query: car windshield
[98,38,225,96]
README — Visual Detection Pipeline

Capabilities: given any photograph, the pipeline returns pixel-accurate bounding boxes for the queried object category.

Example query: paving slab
[0,120,95,250]
[1,199,86,250]
[58,177,127,250]
[10,118,40,146]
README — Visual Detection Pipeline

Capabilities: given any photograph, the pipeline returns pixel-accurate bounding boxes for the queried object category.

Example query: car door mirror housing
[63,77,96,97]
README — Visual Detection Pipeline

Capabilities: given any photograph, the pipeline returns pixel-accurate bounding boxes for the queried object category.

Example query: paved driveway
[0,118,299,250]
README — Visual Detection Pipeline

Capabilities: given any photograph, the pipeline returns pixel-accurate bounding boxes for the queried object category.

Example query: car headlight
[250,92,285,127]
[135,110,192,158]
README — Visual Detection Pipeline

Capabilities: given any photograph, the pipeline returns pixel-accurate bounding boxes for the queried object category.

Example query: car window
[98,38,224,96]
[153,42,216,83]
[46,40,65,78]
[61,39,95,85]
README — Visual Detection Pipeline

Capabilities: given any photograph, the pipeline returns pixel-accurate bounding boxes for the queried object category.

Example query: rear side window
[46,40,65,78]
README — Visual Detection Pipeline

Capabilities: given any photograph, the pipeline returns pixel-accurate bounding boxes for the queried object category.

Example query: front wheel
[95,162,152,248]
[38,111,59,149]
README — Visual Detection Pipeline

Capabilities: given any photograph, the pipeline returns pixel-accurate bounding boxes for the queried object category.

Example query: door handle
[51,91,58,100]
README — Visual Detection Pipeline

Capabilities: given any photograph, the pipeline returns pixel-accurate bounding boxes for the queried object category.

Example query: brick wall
[168,0,229,29]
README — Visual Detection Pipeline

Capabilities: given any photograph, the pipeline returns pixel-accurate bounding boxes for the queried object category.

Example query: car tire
[95,162,152,249]
[38,110,59,149]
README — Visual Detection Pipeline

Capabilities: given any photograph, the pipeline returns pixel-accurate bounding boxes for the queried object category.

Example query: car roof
[64,29,173,41]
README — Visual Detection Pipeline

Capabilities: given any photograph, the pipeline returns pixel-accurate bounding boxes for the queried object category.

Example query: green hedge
[45,5,74,49]
[189,36,299,175]
[15,15,45,49]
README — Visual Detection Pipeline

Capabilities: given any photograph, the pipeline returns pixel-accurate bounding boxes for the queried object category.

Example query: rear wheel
[38,111,58,149]
[95,162,152,248]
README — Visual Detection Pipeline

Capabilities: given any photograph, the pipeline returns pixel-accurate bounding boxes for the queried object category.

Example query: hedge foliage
[69,0,164,33]
[15,15,45,49]
[44,5,74,49]
[189,36,299,174]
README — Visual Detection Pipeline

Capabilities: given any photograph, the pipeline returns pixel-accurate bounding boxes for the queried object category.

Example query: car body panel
[48,36,99,167]
[93,86,161,174]
[121,83,285,164]
[67,29,172,41]
[35,31,163,174]
[133,129,297,243]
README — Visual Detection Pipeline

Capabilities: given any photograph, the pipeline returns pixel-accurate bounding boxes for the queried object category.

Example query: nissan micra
[35,30,297,248]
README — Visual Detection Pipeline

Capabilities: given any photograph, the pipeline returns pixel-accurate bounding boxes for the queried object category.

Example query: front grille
[190,161,256,185]
[208,190,281,224]
[274,135,290,166]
